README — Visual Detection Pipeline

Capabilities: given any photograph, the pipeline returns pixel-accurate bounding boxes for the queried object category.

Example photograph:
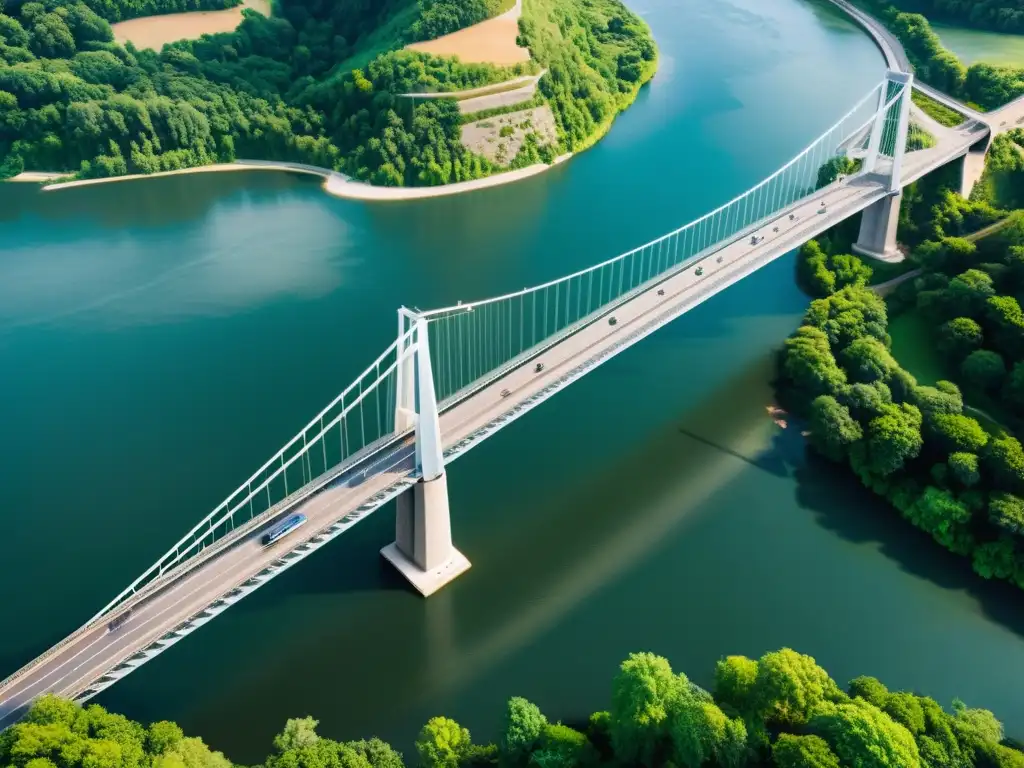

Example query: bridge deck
[0,125,981,729]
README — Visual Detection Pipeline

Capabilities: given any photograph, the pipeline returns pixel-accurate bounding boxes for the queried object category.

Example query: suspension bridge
[0,69,991,728]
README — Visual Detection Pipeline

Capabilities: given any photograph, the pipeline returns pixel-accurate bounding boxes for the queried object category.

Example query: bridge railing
[420,79,906,405]
[88,331,414,622]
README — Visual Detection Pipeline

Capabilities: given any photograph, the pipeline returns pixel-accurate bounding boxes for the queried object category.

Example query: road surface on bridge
[0,118,983,730]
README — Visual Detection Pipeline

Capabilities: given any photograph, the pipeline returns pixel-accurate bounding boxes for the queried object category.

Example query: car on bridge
[261,513,308,546]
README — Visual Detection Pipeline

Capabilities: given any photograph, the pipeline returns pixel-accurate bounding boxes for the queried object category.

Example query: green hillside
[0,0,657,186]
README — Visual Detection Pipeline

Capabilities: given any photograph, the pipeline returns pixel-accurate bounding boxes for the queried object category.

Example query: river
[933,22,1024,67]
[2,0,1024,759]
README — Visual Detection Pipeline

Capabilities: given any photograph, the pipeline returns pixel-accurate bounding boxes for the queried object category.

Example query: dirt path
[112,0,269,50]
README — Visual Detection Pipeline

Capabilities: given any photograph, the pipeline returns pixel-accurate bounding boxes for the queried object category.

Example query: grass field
[911,90,966,128]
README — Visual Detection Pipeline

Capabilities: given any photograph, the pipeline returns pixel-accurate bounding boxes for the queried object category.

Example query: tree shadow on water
[792,454,1024,640]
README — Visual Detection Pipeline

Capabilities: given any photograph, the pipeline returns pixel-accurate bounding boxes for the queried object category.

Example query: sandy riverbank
[323,154,571,200]
[41,161,331,191]
[39,155,573,200]
[7,172,75,183]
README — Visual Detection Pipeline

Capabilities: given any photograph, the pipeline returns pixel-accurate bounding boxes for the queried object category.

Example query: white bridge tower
[381,308,471,595]
[853,69,914,263]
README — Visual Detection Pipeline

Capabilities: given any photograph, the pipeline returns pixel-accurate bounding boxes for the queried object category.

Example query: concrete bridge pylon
[853,70,913,263]
[382,309,471,596]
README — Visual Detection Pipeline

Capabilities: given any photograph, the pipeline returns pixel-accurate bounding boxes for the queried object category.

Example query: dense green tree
[948,452,981,487]
[847,677,888,709]
[904,485,974,553]
[346,739,403,768]
[930,413,989,454]
[985,296,1024,359]
[986,436,1024,492]
[498,698,546,764]
[415,718,471,768]
[713,656,759,717]
[529,725,590,768]
[912,382,964,422]
[804,286,889,349]
[772,734,841,768]
[809,700,921,768]
[610,652,680,765]
[972,535,1018,580]
[274,718,321,752]
[883,693,926,736]
[989,492,1024,534]
[841,337,900,385]
[915,237,976,275]
[668,691,746,768]
[841,382,894,423]
[858,403,924,478]
[808,395,863,462]
[960,350,1007,392]
[944,270,996,320]
[937,317,983,362]
[780,327,848,407]
[750,649,841,728]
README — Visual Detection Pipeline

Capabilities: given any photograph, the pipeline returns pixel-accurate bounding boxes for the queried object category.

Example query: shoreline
[37,155,574,201]
[8,171,75,183]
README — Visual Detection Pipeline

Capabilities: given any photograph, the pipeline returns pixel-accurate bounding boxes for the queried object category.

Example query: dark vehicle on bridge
[107,610,132,633]
[608,316,617,326]
[534,363,545,373]
[262,513,308,546]
[695,267,704,276]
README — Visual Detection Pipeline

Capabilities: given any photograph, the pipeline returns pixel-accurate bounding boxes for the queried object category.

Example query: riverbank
[7,172,74,183]
[39,155,574,200]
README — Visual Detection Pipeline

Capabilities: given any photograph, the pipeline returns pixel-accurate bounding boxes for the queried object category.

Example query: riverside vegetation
[778,132,1024,590]
[0,0,656,184]
[5,648,1024,768]
[852,0,1024,111]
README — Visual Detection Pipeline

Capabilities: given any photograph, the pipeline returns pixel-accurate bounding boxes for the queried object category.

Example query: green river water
[933,22,1024,67]
[3,0,1024,759]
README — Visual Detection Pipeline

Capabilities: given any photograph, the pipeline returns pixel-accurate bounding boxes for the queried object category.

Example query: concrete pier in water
[382,474,471,597]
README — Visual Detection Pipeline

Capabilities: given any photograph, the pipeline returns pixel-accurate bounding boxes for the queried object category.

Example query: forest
[0,0,656,185]
[4,648,1023,768]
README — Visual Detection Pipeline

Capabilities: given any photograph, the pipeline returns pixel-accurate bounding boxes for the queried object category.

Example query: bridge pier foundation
[381,472,471,597]
[852,193,904,263]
